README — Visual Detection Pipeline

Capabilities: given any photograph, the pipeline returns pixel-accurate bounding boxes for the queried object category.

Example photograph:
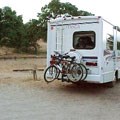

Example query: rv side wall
[102,20,115,83]
[115,27,120,78]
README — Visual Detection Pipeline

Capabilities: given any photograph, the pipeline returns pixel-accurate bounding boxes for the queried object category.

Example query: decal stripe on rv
[82,56,98,59]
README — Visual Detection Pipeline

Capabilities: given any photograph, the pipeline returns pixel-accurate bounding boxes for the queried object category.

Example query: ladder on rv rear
[55,22,64,54]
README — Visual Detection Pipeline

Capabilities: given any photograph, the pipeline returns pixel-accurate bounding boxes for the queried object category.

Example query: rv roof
[49,16,101,23]
[48,15,120,31]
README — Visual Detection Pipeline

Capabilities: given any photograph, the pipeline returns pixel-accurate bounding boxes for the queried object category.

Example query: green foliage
[37,0,94,41]
[0,6,25,49]
[24,19,41,53]
[0,1,94,53]
[0,6,39,54]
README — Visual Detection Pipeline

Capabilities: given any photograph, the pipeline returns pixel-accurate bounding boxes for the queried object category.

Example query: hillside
[0,40,47,57]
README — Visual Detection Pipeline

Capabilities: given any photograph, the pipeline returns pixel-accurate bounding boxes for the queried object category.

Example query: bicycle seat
[62,55,70,59]
[69,56,76,60]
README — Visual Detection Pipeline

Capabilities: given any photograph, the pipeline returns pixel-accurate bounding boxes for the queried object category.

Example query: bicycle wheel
[79,63,88,80]
[67,63,83,82]
[44,66,59,83]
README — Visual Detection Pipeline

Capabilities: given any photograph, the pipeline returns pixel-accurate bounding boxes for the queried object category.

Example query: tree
[0,8,3,41]
[24,19,41,53]
[0,6,41,54]
[0,6,25,50]
[37,0,94,41]
[0,2,94,54]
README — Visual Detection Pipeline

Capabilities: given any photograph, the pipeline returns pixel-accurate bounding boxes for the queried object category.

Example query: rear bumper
[84,74,103,83]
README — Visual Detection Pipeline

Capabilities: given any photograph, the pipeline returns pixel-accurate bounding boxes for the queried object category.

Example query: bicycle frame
[44,51,85,83]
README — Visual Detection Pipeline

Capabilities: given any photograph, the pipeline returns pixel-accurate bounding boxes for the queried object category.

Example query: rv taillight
[86,62,97,66]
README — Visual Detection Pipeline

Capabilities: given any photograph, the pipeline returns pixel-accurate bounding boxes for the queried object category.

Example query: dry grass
[0,40,47,83]
[0,58,46,72]
[37,39,47,52]
[0,40,47,56]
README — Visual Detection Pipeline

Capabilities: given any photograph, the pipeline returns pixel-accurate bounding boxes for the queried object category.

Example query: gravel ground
[0,59,120,120]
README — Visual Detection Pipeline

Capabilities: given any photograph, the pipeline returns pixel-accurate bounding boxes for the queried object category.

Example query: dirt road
[0,59,120,120]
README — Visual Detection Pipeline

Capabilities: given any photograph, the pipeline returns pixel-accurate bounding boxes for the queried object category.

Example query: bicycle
[44,51,83,83]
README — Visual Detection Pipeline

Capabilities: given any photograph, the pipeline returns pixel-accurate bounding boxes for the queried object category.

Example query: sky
[0,0,120,26]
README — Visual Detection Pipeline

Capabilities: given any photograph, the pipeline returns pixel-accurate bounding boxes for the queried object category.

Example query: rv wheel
[115,70,119,82]
[105,81,116,88]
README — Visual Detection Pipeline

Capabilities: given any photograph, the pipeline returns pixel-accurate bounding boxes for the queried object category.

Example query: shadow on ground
[56,81,120,95]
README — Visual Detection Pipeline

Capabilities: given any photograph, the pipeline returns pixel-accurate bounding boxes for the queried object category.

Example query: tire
[115,70,119,82]
[67,63,83,82]
[105,72,117,88]
[44,66,59,83]
[79,63,88,80]
[105,80,116,88]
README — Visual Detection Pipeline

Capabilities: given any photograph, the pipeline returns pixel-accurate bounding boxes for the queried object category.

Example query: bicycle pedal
[62,78,67,82]
[62,76,68,82]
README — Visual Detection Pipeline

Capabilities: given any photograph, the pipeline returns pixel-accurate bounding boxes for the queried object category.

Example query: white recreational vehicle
[46,15,120,86]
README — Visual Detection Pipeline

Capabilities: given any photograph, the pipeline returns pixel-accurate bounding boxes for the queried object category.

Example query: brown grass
[0,40,47,56]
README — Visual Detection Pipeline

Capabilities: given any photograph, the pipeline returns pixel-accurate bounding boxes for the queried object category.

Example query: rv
[46,15,120,86]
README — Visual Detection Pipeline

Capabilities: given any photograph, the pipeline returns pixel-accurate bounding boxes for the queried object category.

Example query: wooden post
[33,65,37,80]
[33,69,37,80]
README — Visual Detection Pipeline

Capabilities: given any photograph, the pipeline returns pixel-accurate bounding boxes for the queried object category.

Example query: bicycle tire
[67,63,83,82]
[79,63,88,80]
[44,66,59,83]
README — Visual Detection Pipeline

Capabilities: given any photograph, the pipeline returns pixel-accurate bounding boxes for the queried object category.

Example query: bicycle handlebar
[53,51,76,61]
[54,51,68,56]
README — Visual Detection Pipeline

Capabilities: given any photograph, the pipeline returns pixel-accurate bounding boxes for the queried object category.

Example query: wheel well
[115,70,118,80]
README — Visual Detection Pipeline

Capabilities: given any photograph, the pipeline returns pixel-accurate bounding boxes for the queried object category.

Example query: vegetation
[37,0,93,41]
[0,0,93,54]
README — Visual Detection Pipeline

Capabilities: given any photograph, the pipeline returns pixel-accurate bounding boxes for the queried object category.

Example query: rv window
[106,34,113,50]
[73,31,95,49]
[117,31,120,50]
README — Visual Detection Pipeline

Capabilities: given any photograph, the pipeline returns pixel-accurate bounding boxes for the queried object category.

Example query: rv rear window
[73,31,95,49]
